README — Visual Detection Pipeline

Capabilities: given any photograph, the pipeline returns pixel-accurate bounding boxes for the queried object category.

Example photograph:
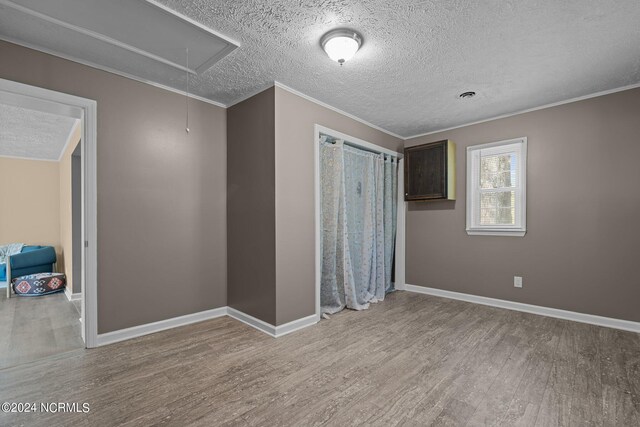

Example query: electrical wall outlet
[514,276,523,288]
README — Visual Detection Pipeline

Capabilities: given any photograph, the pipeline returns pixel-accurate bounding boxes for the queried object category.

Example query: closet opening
[313,125,406,321]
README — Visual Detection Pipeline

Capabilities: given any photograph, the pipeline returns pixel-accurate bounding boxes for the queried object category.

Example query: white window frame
[466,137,527,236]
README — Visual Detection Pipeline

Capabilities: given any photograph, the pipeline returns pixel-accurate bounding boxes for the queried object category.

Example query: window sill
[466,229,526,237]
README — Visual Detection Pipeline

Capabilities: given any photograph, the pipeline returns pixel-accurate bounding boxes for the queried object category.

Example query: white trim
[57,119,81,161]
[405,284,640,334]
[394,158,406,290]
[314,124,406,318]
[405,81,640,140]
[227,307,277,337]
[227,307,318,338]
[81,93,98,348]
[0,36,226,109]
[64,287,82,302]
[96,307,228,346]
[274,314,318,337]
[315,124,401,158]
[96,307,317,346]
[314,124,322,322]
[466,230,526,237]
[466,137,527,236]
[276,82,405,140]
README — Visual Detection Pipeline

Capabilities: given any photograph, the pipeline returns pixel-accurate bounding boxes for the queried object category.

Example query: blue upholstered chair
[1,246,57,298]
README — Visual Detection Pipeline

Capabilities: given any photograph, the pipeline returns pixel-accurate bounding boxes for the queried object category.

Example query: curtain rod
[320,134,398,158]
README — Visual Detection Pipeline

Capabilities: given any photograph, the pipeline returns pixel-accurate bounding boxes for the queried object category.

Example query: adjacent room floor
[0,291,638,426]
[0,291,83,369]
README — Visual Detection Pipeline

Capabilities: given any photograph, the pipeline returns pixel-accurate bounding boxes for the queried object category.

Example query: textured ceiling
[0,104,78,160]
[2,1,640,137]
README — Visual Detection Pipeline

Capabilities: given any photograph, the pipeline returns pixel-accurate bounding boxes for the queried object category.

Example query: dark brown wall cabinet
[404,140,456,201]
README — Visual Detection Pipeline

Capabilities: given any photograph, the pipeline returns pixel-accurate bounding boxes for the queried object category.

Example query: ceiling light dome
[321,29,363,65]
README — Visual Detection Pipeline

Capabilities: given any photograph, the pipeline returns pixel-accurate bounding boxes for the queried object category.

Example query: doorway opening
[314,124,406,321]
[0,78,98,366]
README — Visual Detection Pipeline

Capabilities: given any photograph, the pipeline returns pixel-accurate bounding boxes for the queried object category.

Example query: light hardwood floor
[0,291,638,426]
[0,291,83,369]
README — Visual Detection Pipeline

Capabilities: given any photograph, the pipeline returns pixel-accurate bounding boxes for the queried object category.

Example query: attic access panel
[3,0,238,75]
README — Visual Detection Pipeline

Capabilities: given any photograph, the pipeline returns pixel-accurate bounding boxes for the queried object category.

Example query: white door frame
[0,78,98,348]
[313,124,406,321]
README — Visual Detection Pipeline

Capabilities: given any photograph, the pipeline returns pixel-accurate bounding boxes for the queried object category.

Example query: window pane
[480,153,516,189]
[480,191,515,225]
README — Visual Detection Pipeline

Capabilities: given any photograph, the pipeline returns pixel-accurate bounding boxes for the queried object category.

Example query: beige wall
[1,121,81,294]
[59,122,81,294]
[404,87,640,322]
[274,86,403,325]
[0,157,60,252]
[227,87,276,324]
[0,40,227,333]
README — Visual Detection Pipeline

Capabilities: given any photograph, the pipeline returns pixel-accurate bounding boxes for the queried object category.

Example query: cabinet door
[404,140,448,200]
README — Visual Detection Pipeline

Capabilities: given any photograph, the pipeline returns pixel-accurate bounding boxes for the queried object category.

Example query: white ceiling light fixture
[321,29,363,65]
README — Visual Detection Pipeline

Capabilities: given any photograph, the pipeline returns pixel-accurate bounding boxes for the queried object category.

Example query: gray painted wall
[227,87,277,324]
[6,40,636,331]
[404,87,640,323]
[274,86,403,325]
[0,41,227,333]
[227,86,401,326]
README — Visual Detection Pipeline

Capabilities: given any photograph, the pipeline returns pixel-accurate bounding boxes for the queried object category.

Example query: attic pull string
[185,47,190,134]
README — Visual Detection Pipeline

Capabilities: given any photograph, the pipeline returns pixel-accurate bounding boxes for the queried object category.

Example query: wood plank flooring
[0,291,638,426]
[0,291,83,369]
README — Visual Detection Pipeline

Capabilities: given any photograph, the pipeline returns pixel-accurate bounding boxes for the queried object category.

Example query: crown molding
[273,81,405,140]
[4,32,639,139]
[405,81,640,140]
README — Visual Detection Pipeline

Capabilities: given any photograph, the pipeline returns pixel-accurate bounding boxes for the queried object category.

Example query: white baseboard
[96,307,228,346]
[64,288,82,302]
[227,308,317,338]
[96,307,318,346]
[405,284,640,334]
[227,307,277,337]
[274,314,318,337]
